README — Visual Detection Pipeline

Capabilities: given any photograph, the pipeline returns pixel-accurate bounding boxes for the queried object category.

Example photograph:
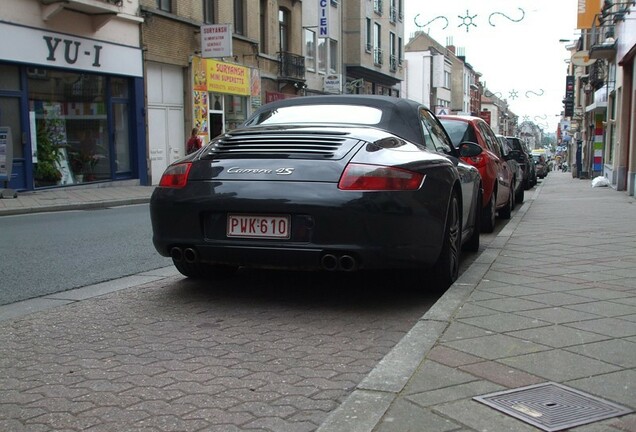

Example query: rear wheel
[515,184,525,204]
[173,259,238,279]
[499,185,514,219]
[481,188,496,233]
[433,192,461,289]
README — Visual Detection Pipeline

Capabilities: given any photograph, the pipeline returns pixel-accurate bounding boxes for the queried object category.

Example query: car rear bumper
[150,180,448,271]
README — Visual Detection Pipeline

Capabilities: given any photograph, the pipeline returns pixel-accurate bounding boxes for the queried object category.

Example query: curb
[316,182,544,432]
[0,197,151,216]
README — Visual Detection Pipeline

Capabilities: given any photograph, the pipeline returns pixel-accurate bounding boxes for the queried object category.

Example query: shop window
[113,103,130,173]
[305,29,316,71]
[318,38,327,73]
[0,64,20,91]
[28,70,110,186]
[0,97,22,158]
[111,77,129,99]
[224,95,246,131]
[329,39,338,74]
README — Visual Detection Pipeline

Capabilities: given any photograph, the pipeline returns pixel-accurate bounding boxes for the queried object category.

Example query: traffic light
[563,75,575,117]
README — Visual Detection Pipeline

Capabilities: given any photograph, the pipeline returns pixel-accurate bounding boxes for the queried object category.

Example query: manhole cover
[473,382,632,432]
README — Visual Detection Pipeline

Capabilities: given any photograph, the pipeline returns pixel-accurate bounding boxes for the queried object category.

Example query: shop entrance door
[148,106,184,185]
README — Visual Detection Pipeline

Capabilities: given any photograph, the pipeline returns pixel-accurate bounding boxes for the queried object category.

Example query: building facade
[1,0,408,191]
[0,0,146,191]
[140,0,306,184]
[342,0,404,96]
[403,31,484,119]
[564,0,636,196]
[403,31,453,113]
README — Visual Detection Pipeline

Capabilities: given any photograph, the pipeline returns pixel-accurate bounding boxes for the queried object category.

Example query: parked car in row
[151,95,484,289]
[439,115,514,233]
[496,134,524,205]
[505,136,537,189]
[532,151,549,179]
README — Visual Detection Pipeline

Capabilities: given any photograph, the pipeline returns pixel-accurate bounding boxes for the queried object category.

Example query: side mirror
[459,141,483,158]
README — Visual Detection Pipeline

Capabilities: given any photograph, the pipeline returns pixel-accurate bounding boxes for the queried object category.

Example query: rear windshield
[245,104,383,126]
[507,137,529,153]
[439,119,478,147]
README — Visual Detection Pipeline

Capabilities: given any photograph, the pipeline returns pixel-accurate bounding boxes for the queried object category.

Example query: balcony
[389,55,397,71]
[374,48,384,66]
[389,7,397,23]
[374,0,383,15]
[39,0,142,28]
[589,16,616,60]
[589,59,606,90]
[279,52,306,81]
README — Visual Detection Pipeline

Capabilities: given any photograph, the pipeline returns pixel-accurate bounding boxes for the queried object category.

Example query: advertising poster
[193,56,207,91]
[250,68,262,108]
[193,90,209,136]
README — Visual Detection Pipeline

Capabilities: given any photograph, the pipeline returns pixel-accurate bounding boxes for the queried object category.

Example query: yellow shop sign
[206,60,250,96]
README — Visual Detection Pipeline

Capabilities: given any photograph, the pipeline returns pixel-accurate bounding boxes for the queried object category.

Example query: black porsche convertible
[150,95,483,289]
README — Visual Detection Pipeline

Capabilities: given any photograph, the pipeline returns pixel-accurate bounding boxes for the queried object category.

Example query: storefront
[0,21,146,191]
[191,56,255,142]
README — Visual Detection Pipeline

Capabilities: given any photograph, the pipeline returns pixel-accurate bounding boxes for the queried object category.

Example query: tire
[173,258,238,279]
[516,184,525,204]
[499,185,514,220]
[463,188,481,252]
[433,192,461,290]
[481,188,496,233]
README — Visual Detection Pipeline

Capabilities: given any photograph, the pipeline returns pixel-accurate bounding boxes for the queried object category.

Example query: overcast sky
[404,0,580,132]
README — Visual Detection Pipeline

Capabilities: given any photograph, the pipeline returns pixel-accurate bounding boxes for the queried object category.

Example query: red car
[439,115,514,233]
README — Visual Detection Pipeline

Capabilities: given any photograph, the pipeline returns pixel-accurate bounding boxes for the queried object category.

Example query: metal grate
[474,382,632,432]
[211,131,354,159]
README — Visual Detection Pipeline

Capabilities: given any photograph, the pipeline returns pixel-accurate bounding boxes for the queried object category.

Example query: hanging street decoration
[413,14,449,31]
[484,90,503,99]
[416,7,525,33]
[484,88,544,101]
[488,8,525,27]
[458,10,478,32]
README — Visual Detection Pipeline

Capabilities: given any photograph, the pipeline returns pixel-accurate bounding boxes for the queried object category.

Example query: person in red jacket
[186,127,203,154]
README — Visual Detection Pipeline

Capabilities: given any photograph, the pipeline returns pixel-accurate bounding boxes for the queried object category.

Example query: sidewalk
[0,180,154,216]
[319,171,636,432]
[1,173,634,431]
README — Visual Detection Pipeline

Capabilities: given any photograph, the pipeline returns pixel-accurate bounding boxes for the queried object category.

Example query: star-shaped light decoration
[458,10,477,32]
[523,115,530,122]
[509,90,519,100]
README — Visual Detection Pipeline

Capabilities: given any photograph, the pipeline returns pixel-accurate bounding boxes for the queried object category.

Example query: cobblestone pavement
[0,270,439,431]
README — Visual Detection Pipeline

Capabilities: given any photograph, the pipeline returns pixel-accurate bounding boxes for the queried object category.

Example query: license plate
[227,214,290,239]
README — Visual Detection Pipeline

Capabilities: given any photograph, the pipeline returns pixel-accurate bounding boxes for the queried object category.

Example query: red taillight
[338,163,425,191]
[463,155,487,168]
[158,163,192,188]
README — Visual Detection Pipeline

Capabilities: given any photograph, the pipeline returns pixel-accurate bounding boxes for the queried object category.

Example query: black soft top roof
[246,95,429,144]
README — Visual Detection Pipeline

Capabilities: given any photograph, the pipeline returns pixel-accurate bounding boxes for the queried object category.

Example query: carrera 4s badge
[226,167,295,175]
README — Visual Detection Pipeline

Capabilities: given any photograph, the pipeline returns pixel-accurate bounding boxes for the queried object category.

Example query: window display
[28,69,110,186]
